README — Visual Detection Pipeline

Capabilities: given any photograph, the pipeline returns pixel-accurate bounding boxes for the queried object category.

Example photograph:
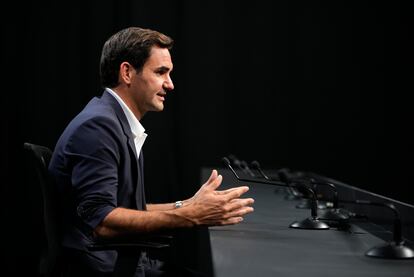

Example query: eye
[155,70,166,75]
[155,66,170,75]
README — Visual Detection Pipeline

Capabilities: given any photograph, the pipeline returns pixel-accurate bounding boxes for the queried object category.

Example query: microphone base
[365,242,414,259]
[290,217,330,230]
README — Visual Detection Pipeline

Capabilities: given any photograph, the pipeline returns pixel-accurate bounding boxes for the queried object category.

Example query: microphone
[227,154,256,177]
[250,161,329,211]
[240,160,256,177]
[309,178,349,221]
[263,167,327,209]
[291,177,350,226]
[250,160,303,200]
[222,157,329,230]
[250,160,270,180]
[345,200,414,259]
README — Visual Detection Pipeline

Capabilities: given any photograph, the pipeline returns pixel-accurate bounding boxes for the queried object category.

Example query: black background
[1,0,412,275]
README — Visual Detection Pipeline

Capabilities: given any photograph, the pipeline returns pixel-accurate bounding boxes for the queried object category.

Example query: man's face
[131,46,174,116]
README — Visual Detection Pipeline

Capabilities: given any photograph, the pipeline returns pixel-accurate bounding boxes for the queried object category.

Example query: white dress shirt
[106,88,147,158]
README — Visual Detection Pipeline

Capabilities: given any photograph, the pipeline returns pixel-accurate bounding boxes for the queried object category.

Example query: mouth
[156,92,166,101]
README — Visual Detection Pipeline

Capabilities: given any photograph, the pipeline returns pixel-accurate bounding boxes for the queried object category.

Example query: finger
[229,198,254,206]
[226,198,255,210]
[206,174,223,190]
[219,217,244,226]
[215,187,242,195]
[224,206,254,219]
[205,169,218,184]
[201,170,218,188]
[223,186,250,201]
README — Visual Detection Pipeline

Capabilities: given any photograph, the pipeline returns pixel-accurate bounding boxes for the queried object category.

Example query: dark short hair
[100,27,174,88]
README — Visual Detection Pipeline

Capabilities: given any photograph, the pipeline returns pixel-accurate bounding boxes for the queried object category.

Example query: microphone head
[250,160,260,169]
[240,160,249,168]
[227,154,239,162]
[222,157,241,180]
[222,157,231,166]
[277,169,290,182]
[228,154,243,168]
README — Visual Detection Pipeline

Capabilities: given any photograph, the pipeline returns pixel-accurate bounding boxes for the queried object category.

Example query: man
[49,27,254,276]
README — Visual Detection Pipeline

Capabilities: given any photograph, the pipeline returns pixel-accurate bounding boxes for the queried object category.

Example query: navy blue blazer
[49,90,146,272]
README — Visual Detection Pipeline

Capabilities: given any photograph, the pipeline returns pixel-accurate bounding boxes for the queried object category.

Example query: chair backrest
[23,143,173,276]
[23,142,61,277]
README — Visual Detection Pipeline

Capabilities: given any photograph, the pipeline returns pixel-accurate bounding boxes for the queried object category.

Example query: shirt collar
[105,88,146,139]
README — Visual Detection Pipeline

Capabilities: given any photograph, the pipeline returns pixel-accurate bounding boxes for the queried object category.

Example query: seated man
[49,26,254,277]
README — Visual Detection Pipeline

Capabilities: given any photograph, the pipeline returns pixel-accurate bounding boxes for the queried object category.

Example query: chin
[153,104,164,112]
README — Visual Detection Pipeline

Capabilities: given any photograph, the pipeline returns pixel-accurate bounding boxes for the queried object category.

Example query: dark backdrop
[1,0,411,275]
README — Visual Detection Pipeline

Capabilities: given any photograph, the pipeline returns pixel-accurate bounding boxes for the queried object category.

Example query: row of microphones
[242,158,350,224]
[221,156,414,259]
[229,155,302,199]
[222,157,329,230]
[226,156,362,224]
[225,156,348,228]
[227,154,257,177]
[251,160,329,209]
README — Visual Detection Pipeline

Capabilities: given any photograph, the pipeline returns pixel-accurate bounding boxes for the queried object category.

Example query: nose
[164,75,174,91]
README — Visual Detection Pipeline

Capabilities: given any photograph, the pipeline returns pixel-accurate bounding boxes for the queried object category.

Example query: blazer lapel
[100,90,146,210]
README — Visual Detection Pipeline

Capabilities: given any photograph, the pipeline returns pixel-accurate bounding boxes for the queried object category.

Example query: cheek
[149,81,164,95]
[155,79,165,89]
[139,76,163,95]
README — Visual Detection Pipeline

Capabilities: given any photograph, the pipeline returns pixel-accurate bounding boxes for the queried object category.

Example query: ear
[119,62,135,85]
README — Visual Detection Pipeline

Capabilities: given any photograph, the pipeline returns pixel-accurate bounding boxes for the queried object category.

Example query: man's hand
[180,169,254,226]
[95,170,254,238]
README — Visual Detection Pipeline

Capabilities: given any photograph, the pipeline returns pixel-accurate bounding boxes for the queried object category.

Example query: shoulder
[70,97,123,135]
[55,99,127,156]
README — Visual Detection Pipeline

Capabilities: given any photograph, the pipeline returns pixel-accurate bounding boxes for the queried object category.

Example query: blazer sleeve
[64,115,123,232]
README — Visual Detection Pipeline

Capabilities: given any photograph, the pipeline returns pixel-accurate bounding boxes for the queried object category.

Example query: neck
[111,87,144,120]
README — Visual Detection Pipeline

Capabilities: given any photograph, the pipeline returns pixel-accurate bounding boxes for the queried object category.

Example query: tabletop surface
[205,169,414,277]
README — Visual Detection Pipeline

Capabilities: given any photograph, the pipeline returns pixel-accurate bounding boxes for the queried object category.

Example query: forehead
[145,46,173,69]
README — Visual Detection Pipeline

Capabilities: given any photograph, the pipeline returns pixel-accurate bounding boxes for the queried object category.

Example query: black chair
[23,142,172,277]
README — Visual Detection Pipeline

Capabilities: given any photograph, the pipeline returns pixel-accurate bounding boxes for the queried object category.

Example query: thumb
[206,174,223,191]
[204,169,218,185]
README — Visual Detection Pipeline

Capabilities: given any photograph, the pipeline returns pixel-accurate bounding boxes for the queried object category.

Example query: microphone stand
[228,154,256,177]
[345,200,414,259]
[250,160,303,200]
[223,157,329,230]
[250,160,271,180]
[250,161,326,209]
[240,160,256,177]
[292,178,350,224]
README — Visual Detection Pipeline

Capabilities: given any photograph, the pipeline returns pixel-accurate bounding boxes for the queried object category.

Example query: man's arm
[147,197,195,211]
[94,170,254,238]
[93,207,193,238]
[146,202,186,211]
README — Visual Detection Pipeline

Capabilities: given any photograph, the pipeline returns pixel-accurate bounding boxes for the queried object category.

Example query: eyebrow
[156,66,172,72]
